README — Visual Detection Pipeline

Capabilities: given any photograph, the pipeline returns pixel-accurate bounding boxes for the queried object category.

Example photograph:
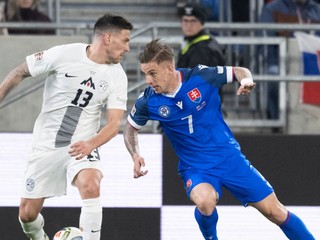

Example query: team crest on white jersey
[26,178,35,192]
[158,105,171,118]
[98,81,108,93]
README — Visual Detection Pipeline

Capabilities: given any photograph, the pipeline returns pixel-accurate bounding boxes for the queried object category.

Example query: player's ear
[103,32,112,43]
[167,62,175,73]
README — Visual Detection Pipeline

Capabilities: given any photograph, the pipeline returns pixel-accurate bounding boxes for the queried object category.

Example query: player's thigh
[67,148,103,182]
[180,169,222,202]
[250,192,287,224]
[73,168,103,199]
[223,156,274,206]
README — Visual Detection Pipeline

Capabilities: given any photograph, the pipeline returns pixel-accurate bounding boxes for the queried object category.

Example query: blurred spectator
[0,0,8,34]
[177,3,226,107]
[198,0,219,22]
[230,0,250,67]
[259,0,320,130]
[177,3,225,70]
[231,0,250,22]
[5,0,55,34]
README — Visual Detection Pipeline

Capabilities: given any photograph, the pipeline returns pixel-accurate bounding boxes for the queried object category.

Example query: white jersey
[26,43,128,151]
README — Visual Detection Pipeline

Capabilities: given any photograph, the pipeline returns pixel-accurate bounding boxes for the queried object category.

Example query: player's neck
[86,44,106,64]
[166,71,182,95]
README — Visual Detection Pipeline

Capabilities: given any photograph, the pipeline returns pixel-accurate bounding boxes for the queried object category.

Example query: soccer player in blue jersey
[123,39,315,240]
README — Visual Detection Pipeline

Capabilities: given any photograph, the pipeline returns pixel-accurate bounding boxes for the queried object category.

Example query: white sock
[19,213,46,240]
[79,197,103,240]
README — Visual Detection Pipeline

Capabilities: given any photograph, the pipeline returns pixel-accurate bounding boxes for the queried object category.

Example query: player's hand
[132,153,148,178]
[69,141,94,160]
[237,81,256,96]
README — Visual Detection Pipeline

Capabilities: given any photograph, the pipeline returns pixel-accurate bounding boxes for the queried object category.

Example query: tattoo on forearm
[0,62,30,102]
[124,123,139,156]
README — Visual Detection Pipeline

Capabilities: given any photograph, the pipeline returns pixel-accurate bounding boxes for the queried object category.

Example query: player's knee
[19,207,38,223]
[190,183,218,215]
[197,201,216,215]
[78,179,101,198]
[263,205,287,225]
[75,171,102,198]
[194,192,217,215]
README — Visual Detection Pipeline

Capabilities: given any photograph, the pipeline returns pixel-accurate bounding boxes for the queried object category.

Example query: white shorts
[21,146,103,199]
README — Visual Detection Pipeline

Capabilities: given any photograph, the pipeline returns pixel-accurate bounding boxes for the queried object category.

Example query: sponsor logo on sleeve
[34,51,44,61]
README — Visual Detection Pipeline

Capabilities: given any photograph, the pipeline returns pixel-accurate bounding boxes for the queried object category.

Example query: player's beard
[110,55,121,64]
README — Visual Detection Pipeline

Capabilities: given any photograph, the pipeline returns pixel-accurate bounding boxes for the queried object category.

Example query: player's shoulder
[48,43,87,54]
[179,65,215,79]
[134,87,154,103]
[180,65,231,86]
[112,63,127,73]
[141,86,155,99]
[133,87,155,111]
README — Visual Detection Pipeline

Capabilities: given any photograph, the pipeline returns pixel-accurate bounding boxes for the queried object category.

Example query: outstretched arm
[123,121,148,178]
[0,61,31,103]
[233,66,256,96]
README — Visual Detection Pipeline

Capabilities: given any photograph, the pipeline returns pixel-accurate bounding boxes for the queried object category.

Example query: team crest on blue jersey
[188,88,202,103]
[158,105,171,118]
[186,179,192,192]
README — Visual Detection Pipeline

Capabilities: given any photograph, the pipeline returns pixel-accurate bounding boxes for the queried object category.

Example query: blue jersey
[128,65,242,171]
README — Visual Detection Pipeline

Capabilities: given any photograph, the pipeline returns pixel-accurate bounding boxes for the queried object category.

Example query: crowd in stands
[259,0,320,129]
[0,0,54,35]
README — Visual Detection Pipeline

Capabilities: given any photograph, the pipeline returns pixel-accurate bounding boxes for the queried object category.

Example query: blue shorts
[179,152,274,206]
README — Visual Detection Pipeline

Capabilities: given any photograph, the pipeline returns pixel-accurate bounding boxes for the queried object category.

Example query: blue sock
[280,211,315,240]
[194,207,218,240]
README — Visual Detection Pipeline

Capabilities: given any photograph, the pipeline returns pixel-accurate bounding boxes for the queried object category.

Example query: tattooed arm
[233,66,256,96]
[0,61,31,103]
[123,121,148,178]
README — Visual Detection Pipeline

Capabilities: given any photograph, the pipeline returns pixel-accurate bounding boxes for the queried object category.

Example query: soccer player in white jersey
[123,39,315,240]
[0,14,133,240]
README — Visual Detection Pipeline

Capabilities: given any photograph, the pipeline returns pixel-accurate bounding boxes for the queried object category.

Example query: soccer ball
[53,226,83,240]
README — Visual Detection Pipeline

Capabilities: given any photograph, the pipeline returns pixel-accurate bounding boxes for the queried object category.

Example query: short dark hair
[139,39,175,64]
[94,14,133,36]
